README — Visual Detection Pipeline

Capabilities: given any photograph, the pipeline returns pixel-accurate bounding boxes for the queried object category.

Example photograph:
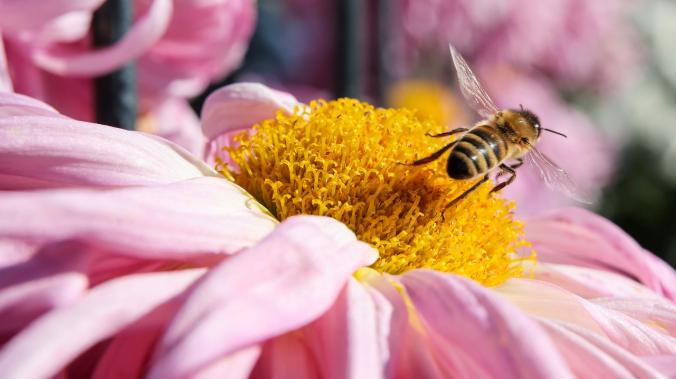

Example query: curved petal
[358,269,438,378]
[200,82,298,141]
[495,279,676,356]
[31,0,172,77]
[139,98,206,157]
[138,0,256,99]
[533,263,666,301]
[525,208,676,301]
[2,39,95,121]
[0,242,91,314]
[0,272,87,335]
[0,0,104,32]
[91,299,181,379]
[642,355,676,378]
[0,177,277,261]
[539,319,665,379]
[0,96,215,189]
[250,335,320,379]
[0,269,205,379]
[0,36,12,92]
[592,297,676,336]
[92,321,164,378]
[399,270,574,379]
[301,278,387,379]
[0,91,60,117]
[33,10,93,44]
[193,347,262,379]
[147,215,378,379]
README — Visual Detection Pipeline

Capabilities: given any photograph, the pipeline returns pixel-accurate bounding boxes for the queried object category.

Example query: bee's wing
[449,44,499,119]
[524,145,593,204]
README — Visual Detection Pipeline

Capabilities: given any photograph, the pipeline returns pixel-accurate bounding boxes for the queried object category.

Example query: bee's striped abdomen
[447,125,507,180]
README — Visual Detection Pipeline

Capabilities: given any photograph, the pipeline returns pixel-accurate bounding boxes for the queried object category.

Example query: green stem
[92,0,137,130]
[336,0,363,99]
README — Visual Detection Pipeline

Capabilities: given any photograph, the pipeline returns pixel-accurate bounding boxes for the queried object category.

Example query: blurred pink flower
[135,0,256,102]
[0,85,674,378]
[0,0,255,155]
[398,0,640,91]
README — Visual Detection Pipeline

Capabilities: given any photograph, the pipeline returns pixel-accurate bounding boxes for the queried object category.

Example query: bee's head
[516,105,568,141]
[517,105,541,138]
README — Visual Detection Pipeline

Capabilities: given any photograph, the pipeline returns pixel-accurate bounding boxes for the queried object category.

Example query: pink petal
[0,95,215,189]
[539,319,665,379]
[31,0,172,77]
[302,278,387,379]
[138,0,256,99]
[0,272,87,335]
[361,282,401,377]
[3,39,95,121]
[147,215,378,379]
[93,297,249,379]
[495,279,676,356]
[534,263,666,301]
[359,270,421,378]
[193,347,262,379]
[399,270,574,379]
[0,241,91,335]
[140,98,206,157]
[592,297,676,336]
[250,335,319,379]
[33,10,93,44]
[0,177,277,262]
[92,324,163,378]
[0,269,205,379]
[0,0,104,32]
[394,325,447,378]
[642,355,676,377]
[92,300,180,379]
[0,91,60,117]
[0,35,12,92]
[200,82,298,141]
[525,207,676,301]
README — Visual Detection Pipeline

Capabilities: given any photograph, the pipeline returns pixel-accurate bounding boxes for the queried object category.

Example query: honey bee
[409,44,589,208]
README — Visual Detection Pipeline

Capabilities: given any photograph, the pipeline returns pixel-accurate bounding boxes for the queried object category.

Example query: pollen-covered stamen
[220,99,531,286]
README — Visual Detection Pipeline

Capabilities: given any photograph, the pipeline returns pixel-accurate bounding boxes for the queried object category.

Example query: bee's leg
[510,158,524,169]
[425,127,469,138]
[402,140,458,166]
[490,164,517,194]
[495,158,523,180]
[445,174,490,210]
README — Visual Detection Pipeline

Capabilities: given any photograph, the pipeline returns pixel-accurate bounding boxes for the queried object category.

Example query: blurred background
[3,0,675,267]
[194,0,676,267]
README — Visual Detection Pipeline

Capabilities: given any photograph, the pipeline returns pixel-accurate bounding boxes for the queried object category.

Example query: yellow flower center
[220,99,531,286]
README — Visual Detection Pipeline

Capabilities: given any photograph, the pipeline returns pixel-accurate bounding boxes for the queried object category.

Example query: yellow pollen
[220,99,531,286]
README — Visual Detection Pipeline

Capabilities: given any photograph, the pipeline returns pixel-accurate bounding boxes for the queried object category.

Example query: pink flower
[0,0,255,155]
[398,0,640,91]
[0,85,675,378]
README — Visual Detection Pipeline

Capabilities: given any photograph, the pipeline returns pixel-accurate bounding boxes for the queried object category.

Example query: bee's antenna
[543,128,567,138]
[519,104,525,111]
